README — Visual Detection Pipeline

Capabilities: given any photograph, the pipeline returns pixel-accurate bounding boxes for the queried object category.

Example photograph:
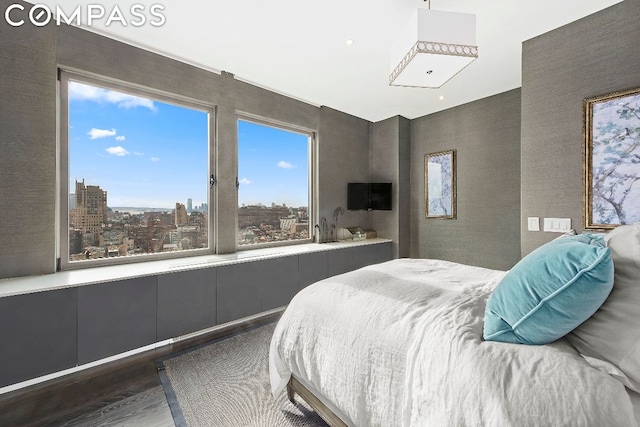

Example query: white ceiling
[29,0,623,122]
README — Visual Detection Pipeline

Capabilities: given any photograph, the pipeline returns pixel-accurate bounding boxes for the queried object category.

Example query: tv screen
[370,183,392,210]
[347,183,370,210]
[347,182,392,210]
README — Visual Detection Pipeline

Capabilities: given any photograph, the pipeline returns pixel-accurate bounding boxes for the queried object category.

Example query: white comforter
[269,259,637,426]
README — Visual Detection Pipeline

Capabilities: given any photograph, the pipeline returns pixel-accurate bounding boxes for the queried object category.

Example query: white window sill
[0,238,391,298]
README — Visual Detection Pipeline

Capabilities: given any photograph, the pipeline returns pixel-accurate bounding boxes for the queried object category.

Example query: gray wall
[409,89,522,271]
[318,106,372,233]
[370,116,411,258]
[0,2,371,280]
[521,0,640,256]
[0,2,58,277]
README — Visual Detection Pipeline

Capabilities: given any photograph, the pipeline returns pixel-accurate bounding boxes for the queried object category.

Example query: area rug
[159,323,327,427]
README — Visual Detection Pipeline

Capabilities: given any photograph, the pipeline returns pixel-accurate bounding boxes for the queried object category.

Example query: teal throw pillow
[483,234,614,345]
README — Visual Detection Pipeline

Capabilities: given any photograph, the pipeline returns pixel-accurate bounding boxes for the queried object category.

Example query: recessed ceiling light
[439,95,445,101]
[346,39,354,46]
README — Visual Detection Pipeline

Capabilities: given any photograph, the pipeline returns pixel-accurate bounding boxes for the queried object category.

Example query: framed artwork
[425,149,456,219]
[584,87,640,230]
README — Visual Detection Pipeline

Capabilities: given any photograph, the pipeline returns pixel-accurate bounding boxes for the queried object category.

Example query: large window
[59,71,213,268]
[237,118,314,247]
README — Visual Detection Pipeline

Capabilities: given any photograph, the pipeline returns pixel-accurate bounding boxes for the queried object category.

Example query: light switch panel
[527,217,540,231]
[543,218,571,233]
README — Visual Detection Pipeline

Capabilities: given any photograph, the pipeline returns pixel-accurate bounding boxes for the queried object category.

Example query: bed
[269,223,640,426]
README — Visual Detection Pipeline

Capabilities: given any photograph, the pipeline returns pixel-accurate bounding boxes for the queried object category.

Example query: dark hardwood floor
[48,383,174,427]
[0,358,175,427]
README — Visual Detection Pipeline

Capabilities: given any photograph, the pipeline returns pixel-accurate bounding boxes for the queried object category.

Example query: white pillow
[566,223,640,391]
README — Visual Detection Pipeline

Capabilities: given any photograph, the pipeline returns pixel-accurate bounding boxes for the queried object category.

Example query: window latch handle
[210,174,216,188]
[236,177,240,190]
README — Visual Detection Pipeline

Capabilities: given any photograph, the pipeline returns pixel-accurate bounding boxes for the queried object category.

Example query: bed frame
[286,376,348,427]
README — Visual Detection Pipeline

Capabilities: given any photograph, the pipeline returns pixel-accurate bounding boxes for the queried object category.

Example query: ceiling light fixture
[389,0,478,88]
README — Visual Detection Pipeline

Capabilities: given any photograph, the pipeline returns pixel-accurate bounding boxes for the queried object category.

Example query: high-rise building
[70,179,107,244]
[175,202,188,226]
[187,198,193,213]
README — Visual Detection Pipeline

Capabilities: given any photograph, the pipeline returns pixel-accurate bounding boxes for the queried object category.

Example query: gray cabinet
[260,256,300,311]
[0,289,77,388]
[77,277,157,364]
[328,242,392,276]
[358,241,393,265]
[157,267,217,340]
[299,251,329,290]
[217,261,268,324]
[216,241,392,324]
[0,240,392,387]
[217,256,299,324]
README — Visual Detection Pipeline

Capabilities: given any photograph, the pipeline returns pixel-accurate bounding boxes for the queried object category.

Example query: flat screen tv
[347,182,392,211]
[370,183,392,210]
[347,183,370,210]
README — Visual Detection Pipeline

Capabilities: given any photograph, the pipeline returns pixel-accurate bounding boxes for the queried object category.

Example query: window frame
[235,114,317,251]
[58,69,216,270]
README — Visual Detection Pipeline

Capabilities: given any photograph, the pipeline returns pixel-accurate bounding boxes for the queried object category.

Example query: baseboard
[0,307,284,427]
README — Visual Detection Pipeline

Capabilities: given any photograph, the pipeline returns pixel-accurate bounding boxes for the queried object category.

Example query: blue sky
[69,81,309,209]
[237,120,309,208]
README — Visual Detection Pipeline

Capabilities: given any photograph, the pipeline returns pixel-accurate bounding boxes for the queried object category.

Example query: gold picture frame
[425,149,456,219]
[584,87,640,230]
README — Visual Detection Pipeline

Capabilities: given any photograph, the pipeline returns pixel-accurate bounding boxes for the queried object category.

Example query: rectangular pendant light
[390,8,478,88]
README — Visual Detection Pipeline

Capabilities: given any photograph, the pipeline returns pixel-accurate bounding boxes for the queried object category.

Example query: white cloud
[88,128,117,140]
[151,157,160,162]
[133,151,144,156]
[277,161,294,169]
[239,178,252,185]
[115,135,126,141]
[106,146,130,157]
[70,81,156,111]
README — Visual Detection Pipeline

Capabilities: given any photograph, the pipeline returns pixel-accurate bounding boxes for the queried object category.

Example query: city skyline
[68,178,308,259]
[68,81,310,210]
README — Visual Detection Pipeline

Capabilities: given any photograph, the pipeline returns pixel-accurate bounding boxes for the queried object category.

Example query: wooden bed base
[286,376,348,427]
